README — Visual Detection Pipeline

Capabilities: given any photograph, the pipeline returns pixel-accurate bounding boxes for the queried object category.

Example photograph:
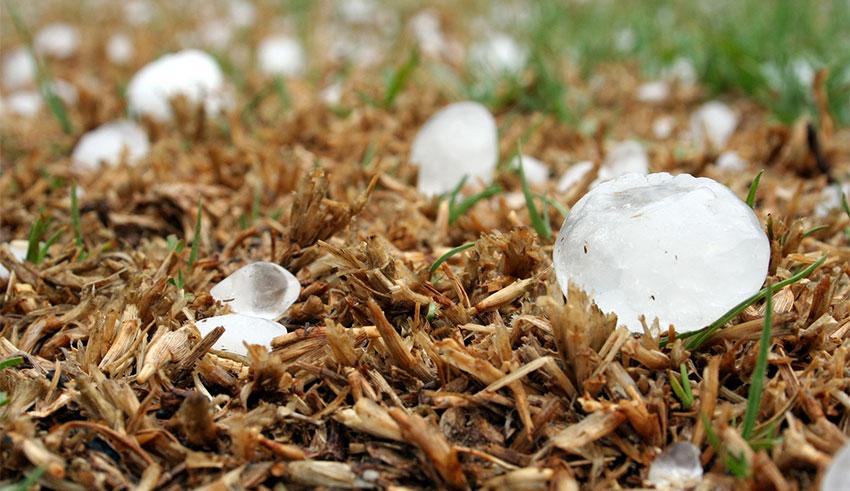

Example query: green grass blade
[518,152,552,240]
[680,363,694,407]
[0,356,24,370]
[25,215,50,264]
[741,284,773,440]
[802,225,828,237]
[430,242,475,276]
[669,371,690,408]
[746,170,764,208]
[383,49,419,108]
[446,175,468,207]
[534,193,569,219]
[0,466,46,491]
[70,182,85,258]
[189,202,202,267]
[841,186,850,219]
[448,184,502,225]
[680,256,825,350]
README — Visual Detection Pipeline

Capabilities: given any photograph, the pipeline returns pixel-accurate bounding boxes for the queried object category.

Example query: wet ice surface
[553,172,770,333]
[690,101,738,150]
[211,262,301,320]
[822,440,850,491]
[195,314,287,357]
[71,120,150,171]
[647,442,703,490]
[127,49,229,121]
[411,101,498,196]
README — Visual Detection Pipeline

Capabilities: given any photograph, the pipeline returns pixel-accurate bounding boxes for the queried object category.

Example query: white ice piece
[666,57,697,85]
[469,33,527,74]
[553,172,770,333]
[127,49,228,121]
[257,35,305,77]
[5,91,42,116]
[690,101,738,150]
[410,10,446,58]
[636,81,669,103]
[715,151,748,171]
[2,48,36,89]
[71,120,150,171]
[211,262,301,320]
[511,154,549,185]
[822,440,850,491]
[34,23,80,59]
[598,140,649,183]
[0,240,30,281]
[652,116,675,139]
[107,34,134,65]
[816,182,850,217]
[229,0,257,28]
[647,442,703,490]
[411,101,498,196]
[557,161,594,193]
[195,314,286,357]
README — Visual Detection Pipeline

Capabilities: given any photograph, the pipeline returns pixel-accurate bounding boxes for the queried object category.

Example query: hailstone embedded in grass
[410,11,446,58]
[652,116,675,139]
[553,172,770,333]
[257,35,305,77]
[511,154,549,185]
[211,262,301,320]
[665,57,697,85]
[127,49,228,121]
[107,34,134,65]
[195,314,287,357]
[822,440,850,491]
[816,182,850,217]
[557,161,594,192]
[636,81,669,103]
[0,240,29,281]
[599,140,649,183]
[4,91,42,117]
[410,101,498,196]
[2,48,36,89]
[647,442,703,490]
[229,0,257,28]
[716,151,748,171]
[71,120,150,171]
[690,101,738,150]
[469,34,527,74]
[34,23,80,59]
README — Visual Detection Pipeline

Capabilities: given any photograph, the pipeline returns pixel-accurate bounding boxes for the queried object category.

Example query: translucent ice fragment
[647,442,703,490]
[822,440,850,491]
[553,172,770,333]
[195,314,286,357]
[257,35,305,77]
[690,101,738,150]
[210,262,301,320]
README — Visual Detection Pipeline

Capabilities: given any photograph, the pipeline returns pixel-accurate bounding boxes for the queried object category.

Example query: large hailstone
[210,262,301,320]
[553,173,770,333]
[690,101,738,150]
[71,120,150,171]
[257,35,305,77]
[195,314,286,357]
[126,49,228,121]
[822,440,850,491]
[410,101,498,196]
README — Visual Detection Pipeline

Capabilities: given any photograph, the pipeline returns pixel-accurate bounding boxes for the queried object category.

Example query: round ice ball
[553,172,770,333]
[257,35,305,77]
[71,120,150,171]
[126,49,227,121]
[34,23,80,59]
[410,101,498,196]
[690,101,738,150]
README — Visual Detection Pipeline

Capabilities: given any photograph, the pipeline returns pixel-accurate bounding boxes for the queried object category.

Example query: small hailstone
[557,161,594,193]
[320,82,343,106]
[71,120,150,171]
[822,440,850,491]
[211,262,301,320]
[791,57,815,87]
[124,0,154,26]
[5,91,42,117]
[229,0,257,28]
[666,57,697,85]
[410,101,498,196]
[511,154,549,185]
[614,28,636,53]
[636,81,669,103]
[715,151,748,171]
[816,182,850,217]
[49,79,78,105]
[553,172,770,333]
[107,34,134,65]
[690,101,738,150]
[2,48,36,89]
[257,35,305,77]
[337,0,378,23]
[598,140,649,183]
[127,49,228,121]
[652,116,675,139]
[409,11,446,58]
[195,314,286,357]
[34,23,80,59]
[0,240,29,280]
[469,34,527,74]
[647,442,703,490]
[200,20,233,50]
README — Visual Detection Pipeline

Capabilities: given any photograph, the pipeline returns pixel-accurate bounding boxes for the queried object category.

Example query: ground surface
[1,1,849,490]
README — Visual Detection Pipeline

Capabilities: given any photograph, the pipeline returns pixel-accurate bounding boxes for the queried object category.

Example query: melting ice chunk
[107,34,135,65]
[71,120,150,171]
[0,240,30,281]
[195,314,287,357]
[553,172,770,333]
[690,101,738,150]
[211,262,301,320]
[599,140,649,183]
[715,151,748,171]
[127,49,229,121]
[2,48,36,89]
[257,35,305,77]
[636,81,669,103]
[34,23,80,59]
[411,101,498,196]
[822,440,850,491]
[510,154,549,185]
[469,33,527,75]
[647,442,703,490]
[557,161,594,193]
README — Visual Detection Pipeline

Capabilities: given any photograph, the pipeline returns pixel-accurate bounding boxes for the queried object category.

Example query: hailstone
[0,240,29,281]
[107,34,134,65]
[690,101,738,150]
[469,33,527,74]
[553,173,770,333]
[636,81,669,103]
[127,49,228,121]
[195,314,287,357]
[210,262,301,320]
[71,120,150,171]
[647,442,703,490]
[34,23,80,59]
[822,440,850,491]
[410,101,498,196]
[511,154,549,185]
[2,48,36,89]
[257,35,305,77]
